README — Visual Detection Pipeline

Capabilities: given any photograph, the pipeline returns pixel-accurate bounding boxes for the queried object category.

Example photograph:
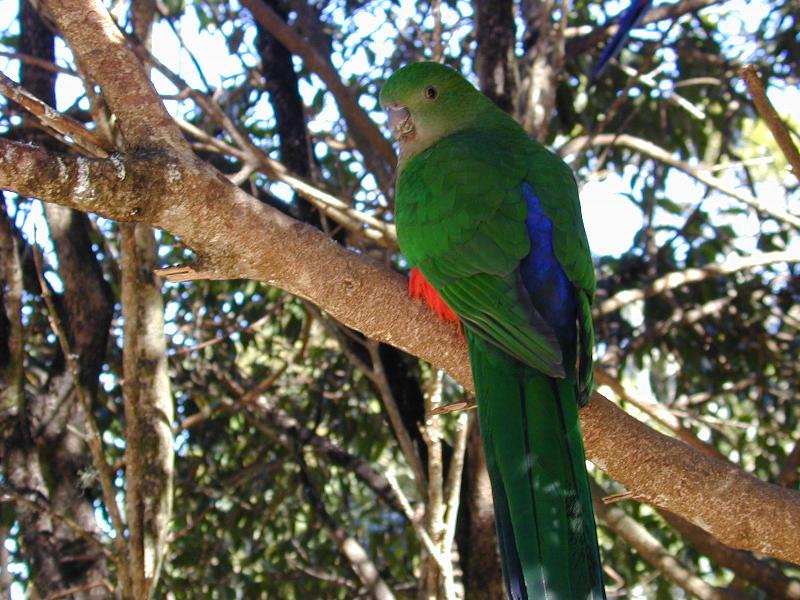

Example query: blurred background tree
[0,0,798,598]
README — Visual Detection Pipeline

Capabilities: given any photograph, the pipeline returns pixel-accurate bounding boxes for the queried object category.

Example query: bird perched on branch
[381,62,605,599]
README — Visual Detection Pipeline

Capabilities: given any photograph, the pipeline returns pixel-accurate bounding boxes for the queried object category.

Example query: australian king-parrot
[380,62,606,599]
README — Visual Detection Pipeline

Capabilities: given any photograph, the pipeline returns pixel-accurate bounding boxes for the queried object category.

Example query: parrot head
[379,62,491,167]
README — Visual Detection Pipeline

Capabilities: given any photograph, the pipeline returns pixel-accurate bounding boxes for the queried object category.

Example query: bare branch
[581,392,800,565]
[239,0,395,192]
[298,457,396,600]
[659,510,800,600]
[120,223,174,600]
[31,246,131,589]
[740,65,800,180]
[384,471,450,572]
[562,133,800,229]
[0,72,111,157]
[42,0,186,153]
[596,249,800,316]
[595,370,727,461]
[567,0,724,53]
[364,340,428,499]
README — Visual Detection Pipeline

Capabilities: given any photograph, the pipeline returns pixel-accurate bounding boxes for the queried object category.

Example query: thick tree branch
[659,510,800,600]
[595,370,726,461]
[591,480,742,600]
[581,393,800,566]
[4,137,800,567]
[31,247,131,590]
[4,0,800,568]
[120,5,175,596]
[43,0,186,154]
[121,224,174,600]
[473,0,518,114]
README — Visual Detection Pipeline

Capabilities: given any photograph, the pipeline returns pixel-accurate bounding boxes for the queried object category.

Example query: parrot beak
[386,104,413,140]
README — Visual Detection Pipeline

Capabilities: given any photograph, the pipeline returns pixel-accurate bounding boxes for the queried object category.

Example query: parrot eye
[424,85,438,100]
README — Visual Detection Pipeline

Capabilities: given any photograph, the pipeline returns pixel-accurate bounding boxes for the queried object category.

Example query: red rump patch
[409,268,460,324]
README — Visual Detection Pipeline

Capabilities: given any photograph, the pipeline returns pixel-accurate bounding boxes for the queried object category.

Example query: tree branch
[562,133,800,229]
[567,0,723,54]
[4,0,800,568]
[596,249,800,316]
[4,133,800,566]
[581,393,800,565]
[31,247,130,590]
[0,72,111,157]
[740,65,800,180]
[591,480,742,600]
[240,0,395,193]
[42,0,186,154]
[298,455,396,600]
[659,510,800,600]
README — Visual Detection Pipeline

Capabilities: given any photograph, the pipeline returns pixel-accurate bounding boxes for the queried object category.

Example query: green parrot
[380,62,605,599]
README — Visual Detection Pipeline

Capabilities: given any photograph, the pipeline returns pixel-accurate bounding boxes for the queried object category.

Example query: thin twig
[618,63,707,120]
[562,133,800,229]
[591,479,740,600]
[596,249,800,316]
[0,485,112,560]
[0,72,111,157]
[43,579,114,600]
[366,340,429,500]
[0,50,79,77]
[384,471,450,572]
[740,65,800,180]
[31,246,130,587]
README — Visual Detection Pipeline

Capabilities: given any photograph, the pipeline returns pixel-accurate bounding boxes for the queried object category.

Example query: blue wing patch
[519,182,577,361]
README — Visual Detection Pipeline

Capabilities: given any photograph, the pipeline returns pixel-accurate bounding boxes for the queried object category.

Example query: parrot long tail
[468,331,606,600]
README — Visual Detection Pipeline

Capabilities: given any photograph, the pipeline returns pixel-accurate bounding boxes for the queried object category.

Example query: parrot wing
[397,127,565,378]
[524,142,597,402]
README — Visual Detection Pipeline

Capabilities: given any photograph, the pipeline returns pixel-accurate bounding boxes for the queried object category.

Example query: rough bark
[458,425,505,599]
[121,223,174,600]
[121,3,174,597]
[592,480,745,600]
[473,0,518,114]
[518,0,564,140]
[659,510,800,600]
[1,3,111,598]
